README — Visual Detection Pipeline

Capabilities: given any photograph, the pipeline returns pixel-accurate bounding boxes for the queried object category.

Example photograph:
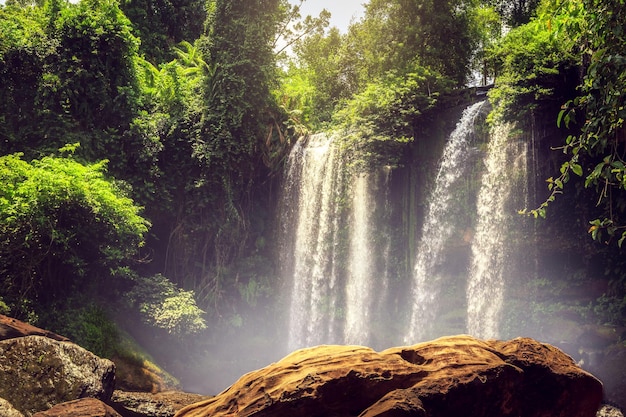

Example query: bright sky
[294,0,366,33]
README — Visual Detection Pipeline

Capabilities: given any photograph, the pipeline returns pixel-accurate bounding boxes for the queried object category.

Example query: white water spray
[283,133,391,351]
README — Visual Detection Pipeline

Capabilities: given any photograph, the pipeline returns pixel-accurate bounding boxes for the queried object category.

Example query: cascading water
[405,101,485,343]
[282,101,531,352]
[282,133,391,351]
[344,174,375,345]
[467,122,528,338]
[283,133,344,350]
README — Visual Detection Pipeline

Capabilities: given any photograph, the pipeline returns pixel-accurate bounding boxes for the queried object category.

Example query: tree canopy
[0,151,148,313]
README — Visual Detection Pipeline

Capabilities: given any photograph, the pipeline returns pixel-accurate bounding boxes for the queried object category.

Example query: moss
[111,329,180,392]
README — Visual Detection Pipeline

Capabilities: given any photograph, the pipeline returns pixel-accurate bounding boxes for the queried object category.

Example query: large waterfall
[281,102,529,351]
[281,133,391,351]
[404,101,485,343]
[282,134,343,350]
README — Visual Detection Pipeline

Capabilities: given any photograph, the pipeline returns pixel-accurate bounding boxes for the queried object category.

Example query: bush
[124,273,207,336]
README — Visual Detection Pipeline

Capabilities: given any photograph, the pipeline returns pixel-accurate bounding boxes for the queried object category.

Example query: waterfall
[467,122,526,338]
[284,133,344,350]
[405,101,485,344]
[282,102,530,352]
[282,133,391,351]
[344,174,374,344]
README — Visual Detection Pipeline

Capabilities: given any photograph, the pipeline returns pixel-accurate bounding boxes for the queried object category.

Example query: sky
[0,0,367,32]
[294,0,366,33]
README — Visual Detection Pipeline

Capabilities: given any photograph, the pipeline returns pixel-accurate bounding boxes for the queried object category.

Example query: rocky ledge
[176,335,604,417]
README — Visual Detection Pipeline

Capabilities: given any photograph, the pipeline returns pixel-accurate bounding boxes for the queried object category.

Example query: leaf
[557,108,566,128]
[570,163,583,176]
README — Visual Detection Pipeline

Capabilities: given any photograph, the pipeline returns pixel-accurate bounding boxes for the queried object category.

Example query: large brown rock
[0,335,115,416]
[31,398,121,417]
[0,315,70,342]
[175,335,603,417]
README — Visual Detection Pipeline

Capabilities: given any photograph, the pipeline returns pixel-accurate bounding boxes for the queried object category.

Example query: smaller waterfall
[467,122,525,339]
[405,101,485,343]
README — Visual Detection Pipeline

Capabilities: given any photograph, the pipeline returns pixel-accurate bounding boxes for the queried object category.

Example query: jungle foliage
[489,0,626,247]
[1,0,624,368]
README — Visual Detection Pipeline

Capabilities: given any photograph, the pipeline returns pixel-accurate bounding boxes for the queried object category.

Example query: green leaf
[570,163,583,176]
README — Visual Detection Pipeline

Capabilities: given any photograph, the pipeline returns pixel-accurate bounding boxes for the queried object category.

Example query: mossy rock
[0,336,114,416]
[112,355,179,393]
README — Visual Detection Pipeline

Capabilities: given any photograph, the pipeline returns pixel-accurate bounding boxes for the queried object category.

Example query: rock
[0,397,25,417]
[0,335,115,416]
[0,315,70,342]
[175,335,603,417]
[110,390,212,417]
[31,398,121,417]
[597,404,625,417]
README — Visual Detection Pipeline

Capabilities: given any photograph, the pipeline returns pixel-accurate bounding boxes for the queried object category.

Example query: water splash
[405,101,485,344]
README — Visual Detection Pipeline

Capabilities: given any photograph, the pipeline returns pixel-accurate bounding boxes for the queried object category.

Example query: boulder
[110,390,212,417]
[0,335,115,416]
[597,404,625,417]
[0,397,25,417]
[31,398,121,417]
[175,335,603,417]
[0,315,70,342]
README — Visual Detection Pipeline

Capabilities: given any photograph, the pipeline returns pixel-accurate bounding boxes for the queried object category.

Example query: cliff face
[176,335,603,417]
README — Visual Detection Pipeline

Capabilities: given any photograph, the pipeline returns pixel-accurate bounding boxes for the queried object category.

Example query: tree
[502,0,626,246]
[0,0,158,191]
[144,0,286,313]
[119,0,206,62]
[288,27,352,127]
[273,0,330,59]
[347,0,477,87]
[484,0,541,27]
[280,0,484,130]
[0,151,149,317]
[486,1,578,122]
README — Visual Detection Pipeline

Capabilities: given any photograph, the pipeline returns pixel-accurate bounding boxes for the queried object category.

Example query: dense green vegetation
[1,0,624,388]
